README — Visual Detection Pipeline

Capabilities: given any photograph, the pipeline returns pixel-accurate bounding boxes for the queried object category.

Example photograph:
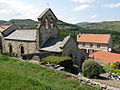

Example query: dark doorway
[9,44,12,53]
[20,46,24,54]
[69,53,73,59]
[0,37,2,49]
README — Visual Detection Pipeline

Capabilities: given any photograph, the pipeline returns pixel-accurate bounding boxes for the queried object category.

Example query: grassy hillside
[76,21,120,32]
[0,55,99,90]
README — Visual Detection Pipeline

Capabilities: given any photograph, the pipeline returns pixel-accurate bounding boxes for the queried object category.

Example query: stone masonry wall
[3,40,38,56]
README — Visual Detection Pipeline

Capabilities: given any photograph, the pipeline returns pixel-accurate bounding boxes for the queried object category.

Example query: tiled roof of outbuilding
[4,30,36,41]
[77,34,111,44]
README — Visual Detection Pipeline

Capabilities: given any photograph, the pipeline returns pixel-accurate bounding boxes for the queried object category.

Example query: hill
[1,19,120,50]
[0,19,37,29]
[76,21,120,32]
[0,19,84,30]
[0,54,99,90]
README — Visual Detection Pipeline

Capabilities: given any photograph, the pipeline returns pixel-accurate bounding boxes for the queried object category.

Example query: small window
[83,43,85,46]
[50,19,54,29]
[45,19,48,29]
[9,44,12,53]
[90,44,93,47]
[97,44,100,48]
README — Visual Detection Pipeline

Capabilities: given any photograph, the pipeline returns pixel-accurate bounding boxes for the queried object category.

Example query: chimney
[77,33,82,41]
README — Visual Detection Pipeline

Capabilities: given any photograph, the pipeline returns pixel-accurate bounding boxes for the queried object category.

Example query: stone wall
[62,37,87,64]
[3,40,38,56]
[62,37,87,72]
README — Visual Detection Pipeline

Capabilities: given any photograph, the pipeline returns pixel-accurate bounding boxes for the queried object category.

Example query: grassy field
[0,55,100,90]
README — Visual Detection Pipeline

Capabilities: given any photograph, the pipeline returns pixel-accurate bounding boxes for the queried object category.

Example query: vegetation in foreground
[104,62,120,75]
[82,59,103,79]
[0,55,99,90]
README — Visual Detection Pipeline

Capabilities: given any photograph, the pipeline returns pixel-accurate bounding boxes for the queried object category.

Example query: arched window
[20,46,24,54]
[9,44,12,53]
[45,18,48,29]
[50,19,54,29]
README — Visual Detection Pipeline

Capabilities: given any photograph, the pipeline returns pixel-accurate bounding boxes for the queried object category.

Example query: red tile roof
[77,34,111,44]
[0,25,9,29]
[0,25,10,32]
[89,50,120,63]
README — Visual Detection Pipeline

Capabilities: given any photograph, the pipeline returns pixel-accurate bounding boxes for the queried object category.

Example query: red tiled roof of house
[0,25,9,28]
[77,34,111,44]
[0,25,10,32]
[89,50,120,63]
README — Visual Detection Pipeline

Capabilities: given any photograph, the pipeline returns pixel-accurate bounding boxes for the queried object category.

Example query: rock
[32,56,40,61]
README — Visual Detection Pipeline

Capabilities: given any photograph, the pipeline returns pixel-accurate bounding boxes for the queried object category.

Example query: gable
[37,8,57,20]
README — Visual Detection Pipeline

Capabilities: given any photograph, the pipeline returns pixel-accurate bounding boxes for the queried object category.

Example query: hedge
[82,60,103,78]
[41,56,73,69]
[41,56,72,64]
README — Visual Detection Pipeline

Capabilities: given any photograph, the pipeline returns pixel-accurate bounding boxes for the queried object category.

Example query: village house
[77,33,113,54]
[0,8,87,72]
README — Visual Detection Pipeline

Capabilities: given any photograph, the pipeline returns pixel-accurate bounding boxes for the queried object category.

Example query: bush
[41,56,73,69]
[82,60,103,78]
[110,62,120,69]
[104,66,120,75]
[41,56,72,64]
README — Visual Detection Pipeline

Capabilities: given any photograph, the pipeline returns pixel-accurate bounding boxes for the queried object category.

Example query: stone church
[0,8,87,69]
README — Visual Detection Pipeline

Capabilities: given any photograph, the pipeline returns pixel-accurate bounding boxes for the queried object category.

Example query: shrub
[104,66,120,75]
[82,60,103,78]
[41,56,71,64]
[110,62,120,69]
[41,56,73,69]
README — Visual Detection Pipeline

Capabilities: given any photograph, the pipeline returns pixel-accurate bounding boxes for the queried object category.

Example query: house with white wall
[77,34,112,54]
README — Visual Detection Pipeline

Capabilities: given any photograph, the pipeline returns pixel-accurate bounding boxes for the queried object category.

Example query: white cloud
[0,0,40,20]
[102,3,120,8]
[72,4,91,11]
[57,15,80,24]
[90,15,97,19]
[70,0,97,3]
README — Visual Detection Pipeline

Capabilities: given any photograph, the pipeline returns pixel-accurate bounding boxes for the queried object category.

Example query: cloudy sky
[0,0,120,24]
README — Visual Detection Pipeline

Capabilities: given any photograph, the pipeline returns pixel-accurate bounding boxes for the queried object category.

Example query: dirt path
[92,73,120,88]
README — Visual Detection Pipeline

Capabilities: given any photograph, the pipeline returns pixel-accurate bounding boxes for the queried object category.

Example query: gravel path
[92,73,120,88]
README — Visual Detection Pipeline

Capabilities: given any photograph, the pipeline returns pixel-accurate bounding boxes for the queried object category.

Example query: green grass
[0,55,99,90]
